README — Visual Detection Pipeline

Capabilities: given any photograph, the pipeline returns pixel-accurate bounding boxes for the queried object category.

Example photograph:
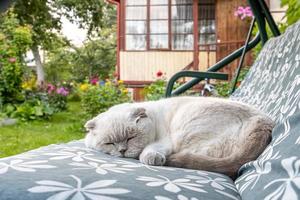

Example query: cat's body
[85,97,274,178]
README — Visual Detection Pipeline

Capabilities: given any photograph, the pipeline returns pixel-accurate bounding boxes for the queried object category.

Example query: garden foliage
[0,13,32,105]
[80,79,130,118]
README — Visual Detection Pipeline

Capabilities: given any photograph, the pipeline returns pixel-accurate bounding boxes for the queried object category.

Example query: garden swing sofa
[1,0,300,199]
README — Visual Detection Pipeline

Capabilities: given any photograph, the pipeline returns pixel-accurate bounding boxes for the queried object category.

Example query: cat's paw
[139,151,166,166]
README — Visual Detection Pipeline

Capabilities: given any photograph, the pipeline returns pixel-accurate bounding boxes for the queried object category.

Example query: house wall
[120,51,216,81]
[269,0,286,23]
[216,0,252,79]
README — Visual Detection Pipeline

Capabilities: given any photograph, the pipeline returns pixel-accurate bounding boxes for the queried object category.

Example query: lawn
[0,101,85,158]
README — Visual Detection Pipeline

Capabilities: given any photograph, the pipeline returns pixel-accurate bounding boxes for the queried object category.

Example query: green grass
[0,101,86,158]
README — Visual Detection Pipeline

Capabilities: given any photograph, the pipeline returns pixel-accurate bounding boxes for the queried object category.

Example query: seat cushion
[231,20,300,124]
[235,112,300,200]
[0,140,241,200]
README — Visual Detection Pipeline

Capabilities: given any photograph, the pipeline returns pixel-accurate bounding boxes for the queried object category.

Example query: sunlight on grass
[0,102,85,158]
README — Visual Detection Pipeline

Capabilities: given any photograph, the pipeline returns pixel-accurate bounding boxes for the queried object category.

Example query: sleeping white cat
[84,97,274,178]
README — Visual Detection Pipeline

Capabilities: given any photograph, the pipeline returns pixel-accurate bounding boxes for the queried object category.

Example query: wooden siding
[120,51,216,81]
[216,0,252,79]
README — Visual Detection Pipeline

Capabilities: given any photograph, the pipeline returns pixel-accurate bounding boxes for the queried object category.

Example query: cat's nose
[119,149,126,155]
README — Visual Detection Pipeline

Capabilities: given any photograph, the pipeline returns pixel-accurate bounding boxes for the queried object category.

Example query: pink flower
[47,84,56,94]
[90,77,99,85]
[56,87,69,96]
[234,6,253,20]
[8,57,16,63]
[156,70,163,77]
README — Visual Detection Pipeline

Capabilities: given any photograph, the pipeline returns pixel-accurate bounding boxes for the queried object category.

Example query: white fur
[84,96,273,169]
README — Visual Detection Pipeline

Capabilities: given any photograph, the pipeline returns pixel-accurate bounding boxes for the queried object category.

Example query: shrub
[144,79,167,101]
[80,80,130,117]
[0,13,32,106]
[144,70,182,101]
[2,91,54,121]
[47,84,69,112]
[11,99,54,121]
[215,67,250,97]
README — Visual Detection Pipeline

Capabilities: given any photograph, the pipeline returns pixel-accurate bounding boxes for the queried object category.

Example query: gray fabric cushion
[235,112,300,200]
[0,140,241,200]
[233,20,300,200]
[231,20,300,124]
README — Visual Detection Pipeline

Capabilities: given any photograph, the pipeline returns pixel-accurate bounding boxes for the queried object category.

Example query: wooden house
[107,0,267,100]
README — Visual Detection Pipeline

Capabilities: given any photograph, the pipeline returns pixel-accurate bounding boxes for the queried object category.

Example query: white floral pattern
[0,141,240,200]
[28,175,130,200]
[232,20,300,200]
[70,162,134,174]
[231,21,300,124]
[44,149,106,163]
[264,157,300,200]
[186,171,240,200]
[114,159,177,171]
[155,194,199,200]
[0,159,56,174]
[136,175,206,193]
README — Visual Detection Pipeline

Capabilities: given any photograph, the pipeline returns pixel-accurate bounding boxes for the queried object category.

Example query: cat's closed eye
[105,142,114,145]
[127,136,135,142]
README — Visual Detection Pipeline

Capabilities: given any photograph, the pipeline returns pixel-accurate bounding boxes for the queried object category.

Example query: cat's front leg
[140,150,166,166]
[139,140,171,166]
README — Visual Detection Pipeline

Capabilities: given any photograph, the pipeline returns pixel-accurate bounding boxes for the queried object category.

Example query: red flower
[156,70,163,77]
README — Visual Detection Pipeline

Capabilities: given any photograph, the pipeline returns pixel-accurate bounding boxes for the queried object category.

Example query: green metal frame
[165,0,281,97]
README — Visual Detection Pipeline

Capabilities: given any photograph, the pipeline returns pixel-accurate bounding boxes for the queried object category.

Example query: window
[150,0,169,49]
[125,0,147,50]
[125,0,216,51]
[171,0,193,50]
[198,0,216,50]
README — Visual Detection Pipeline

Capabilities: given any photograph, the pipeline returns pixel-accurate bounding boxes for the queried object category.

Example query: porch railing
[199,40,246,71]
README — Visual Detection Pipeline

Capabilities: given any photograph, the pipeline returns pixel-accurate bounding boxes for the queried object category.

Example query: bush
[2,92,54,121]
[47,84,69,112]
[144,79,167,101]
[0,12,32,106]
[11,99,54,121]
[80,80,130,117]
[215,67,250,97]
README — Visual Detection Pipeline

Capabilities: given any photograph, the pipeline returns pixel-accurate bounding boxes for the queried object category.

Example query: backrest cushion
[235,112,300,200]
[232,21,300,199]
[231,20,300,124]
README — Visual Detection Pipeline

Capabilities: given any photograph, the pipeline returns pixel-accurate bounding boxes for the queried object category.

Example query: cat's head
[84,107,155,158]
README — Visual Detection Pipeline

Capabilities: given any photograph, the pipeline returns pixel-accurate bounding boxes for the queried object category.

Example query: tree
[44,26,116,83]
[71,27,116,81]
[12,0,116,86]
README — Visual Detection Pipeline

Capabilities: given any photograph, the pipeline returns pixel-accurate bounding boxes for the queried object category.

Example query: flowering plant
[46,83,69,112]
[56,87,69,96]
[234,6,253,20]
[80,79,130,117]
[90,76,99,85]
[144,70,176,101]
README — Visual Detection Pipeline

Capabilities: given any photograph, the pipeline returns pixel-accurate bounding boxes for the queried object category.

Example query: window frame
[124,0,216,52]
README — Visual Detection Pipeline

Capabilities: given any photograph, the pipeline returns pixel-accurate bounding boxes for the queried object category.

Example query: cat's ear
[84,119,96,131]
[131,107,147,123]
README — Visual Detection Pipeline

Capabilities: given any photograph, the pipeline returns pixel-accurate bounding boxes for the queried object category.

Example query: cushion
[231,20,300,124]
[0,140,241,200]
[235,112,300,200]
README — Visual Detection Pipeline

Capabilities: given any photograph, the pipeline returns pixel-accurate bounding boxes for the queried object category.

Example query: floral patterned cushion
[235,112,300,200]
[231,20,300,124]
[0,140,241,200]
[232,21,300,199]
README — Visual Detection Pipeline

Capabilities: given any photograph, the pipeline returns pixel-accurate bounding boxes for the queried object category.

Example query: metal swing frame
[165,0,281,97]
